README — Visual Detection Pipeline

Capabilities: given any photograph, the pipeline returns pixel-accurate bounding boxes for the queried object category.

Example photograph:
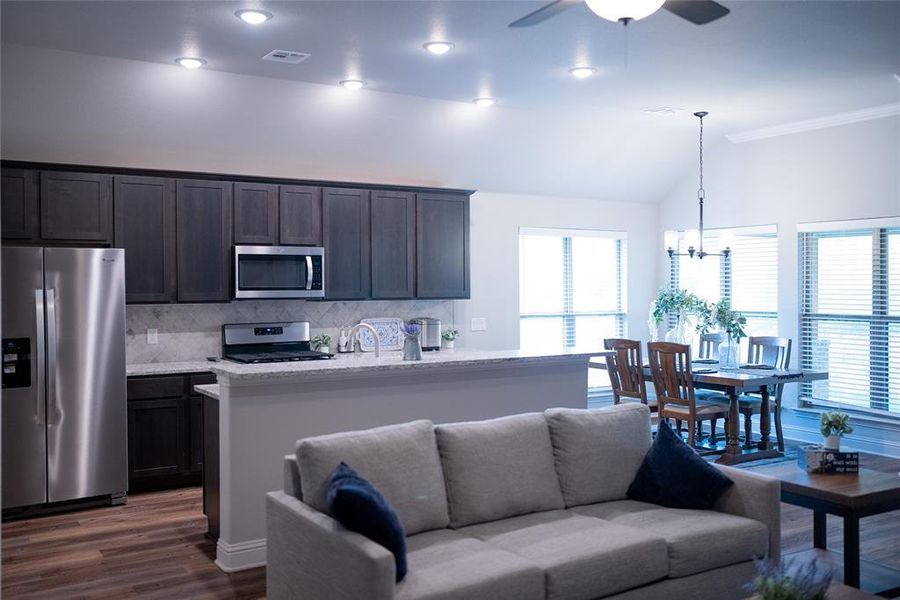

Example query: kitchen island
[198,348,603,572]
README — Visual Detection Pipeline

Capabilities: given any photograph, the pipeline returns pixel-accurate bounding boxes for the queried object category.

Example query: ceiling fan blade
[508,0,581,28]
[664,0,730,25]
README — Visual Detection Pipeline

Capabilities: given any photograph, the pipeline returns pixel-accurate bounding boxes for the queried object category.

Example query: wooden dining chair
[696,332,726,442]
[646,342,729,447]
[736,337,792,451]
[603,338,655,411]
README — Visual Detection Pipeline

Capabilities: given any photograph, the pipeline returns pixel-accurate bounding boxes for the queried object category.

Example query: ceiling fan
[509,0,730,28]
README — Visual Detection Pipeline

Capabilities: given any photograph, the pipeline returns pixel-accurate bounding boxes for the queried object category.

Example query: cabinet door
[40,171,113,242]
[1,168,38,241]
[176,179,233,302]
[416,192,470,299]
[371,190,415,299]
[279,185,322,246]
[189,395,204,474]
[128,398,187,480]
[114,176,176,303]
[234,182,278,245]
[322,188,370,299]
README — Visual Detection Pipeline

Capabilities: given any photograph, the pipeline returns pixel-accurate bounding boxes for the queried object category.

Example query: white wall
[659,116,900,455]
[462,191,659,350]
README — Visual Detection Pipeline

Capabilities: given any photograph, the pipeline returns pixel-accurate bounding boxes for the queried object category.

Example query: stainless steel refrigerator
[2,246,127,509]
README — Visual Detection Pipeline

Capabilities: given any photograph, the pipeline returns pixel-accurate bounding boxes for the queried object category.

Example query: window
[519,229,627,388]
[799,226,900,415]
[669,227,778,352]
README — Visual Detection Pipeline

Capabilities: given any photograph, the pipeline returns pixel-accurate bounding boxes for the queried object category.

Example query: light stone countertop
[193,384,220,400]
[127,348,610,380]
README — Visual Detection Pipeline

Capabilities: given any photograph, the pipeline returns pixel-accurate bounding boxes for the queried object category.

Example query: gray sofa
[266,404,780,600]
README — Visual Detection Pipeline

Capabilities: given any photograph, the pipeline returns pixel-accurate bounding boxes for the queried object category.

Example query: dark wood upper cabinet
[322,187,370,300]
[233,182,278,245]
[114,176,176,304]
[1,168,38,241]
[279,185,322,246]
[371,190,416,299]
[417,192,470,299]
[40,171,112,243]
[176,179,233,303]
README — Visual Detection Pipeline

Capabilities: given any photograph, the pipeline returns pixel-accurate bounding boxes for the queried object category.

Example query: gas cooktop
[221,321,334,364]
[223,349,332,364]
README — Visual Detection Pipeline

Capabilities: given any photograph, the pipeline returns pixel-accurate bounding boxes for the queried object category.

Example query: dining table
[591,356,829,464]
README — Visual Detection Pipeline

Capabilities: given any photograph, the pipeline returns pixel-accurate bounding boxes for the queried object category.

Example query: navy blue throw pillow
[626,420,734,510]
[326,462,407,582]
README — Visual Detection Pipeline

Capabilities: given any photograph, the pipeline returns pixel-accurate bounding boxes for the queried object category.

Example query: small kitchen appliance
[412,317,442,351]
[234,245,324,299]
[221,321,333,363]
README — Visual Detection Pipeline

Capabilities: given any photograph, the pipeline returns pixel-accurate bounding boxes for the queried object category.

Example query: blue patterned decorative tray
[358,318,403,352]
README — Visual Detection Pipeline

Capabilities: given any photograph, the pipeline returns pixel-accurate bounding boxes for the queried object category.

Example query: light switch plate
[147,328,159,345]
[470,317,487,331]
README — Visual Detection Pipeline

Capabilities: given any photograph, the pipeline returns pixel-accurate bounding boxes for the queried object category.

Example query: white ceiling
[1,1,898,201]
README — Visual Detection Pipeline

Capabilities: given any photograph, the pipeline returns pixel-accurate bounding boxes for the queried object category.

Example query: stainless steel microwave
[234,246,325,299]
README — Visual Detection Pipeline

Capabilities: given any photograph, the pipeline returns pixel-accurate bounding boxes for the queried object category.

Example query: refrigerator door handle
[34,289,46,425]
[45,288,60,425]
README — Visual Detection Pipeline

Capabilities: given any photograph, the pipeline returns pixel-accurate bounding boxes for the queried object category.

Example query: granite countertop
[193,383,220,400]
[209,347,607,380]
[127,348,609,380]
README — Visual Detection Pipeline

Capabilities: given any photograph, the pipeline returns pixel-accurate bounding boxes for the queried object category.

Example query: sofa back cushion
[296,420,449,535]
[545,404,651,507]
[435,413,565,528]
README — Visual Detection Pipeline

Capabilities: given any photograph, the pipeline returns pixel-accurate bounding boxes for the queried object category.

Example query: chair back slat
[603,338,648,404]
[647,341,696,413]
[698,332,725,360]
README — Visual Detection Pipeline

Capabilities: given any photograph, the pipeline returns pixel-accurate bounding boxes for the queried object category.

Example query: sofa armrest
[266,491,395,600]
[712,465,781,560]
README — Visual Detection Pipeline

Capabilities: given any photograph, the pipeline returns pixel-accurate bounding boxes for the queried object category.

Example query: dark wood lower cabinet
[202,395,220,541]
[127,372,213,492]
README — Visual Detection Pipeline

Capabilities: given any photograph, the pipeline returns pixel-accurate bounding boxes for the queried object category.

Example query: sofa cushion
[460,510,669,600]
[572,500,769,578]
[435,413,565,528]
[326,462,407,582]
[396,529,544,600]
[296,420,449,535]
[545,404,652,507]
[627,420,733,510]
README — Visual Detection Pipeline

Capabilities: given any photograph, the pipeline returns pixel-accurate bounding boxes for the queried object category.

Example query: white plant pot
[442,339,455,350]
[317,346,330,354]
[823,435,841,451]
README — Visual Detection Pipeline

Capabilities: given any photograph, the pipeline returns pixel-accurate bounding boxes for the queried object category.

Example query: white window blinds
[799,227,899,414]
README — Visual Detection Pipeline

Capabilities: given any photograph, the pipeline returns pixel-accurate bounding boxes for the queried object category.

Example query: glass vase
[664,313,692,346]
[718,334,740,370]
[403,333,422,361]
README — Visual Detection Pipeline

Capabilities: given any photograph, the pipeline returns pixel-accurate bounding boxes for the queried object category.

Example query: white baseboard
[215,538,267,572]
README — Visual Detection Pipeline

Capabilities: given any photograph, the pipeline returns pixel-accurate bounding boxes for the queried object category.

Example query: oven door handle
[306,256,313,290]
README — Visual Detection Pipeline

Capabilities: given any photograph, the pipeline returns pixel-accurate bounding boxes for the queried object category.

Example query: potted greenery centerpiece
[748,557,831,600]
[441,328,459,350]
[648,288,704,344]
[820,411,853,451]
[697,298,747,369]
[311,334,332,354]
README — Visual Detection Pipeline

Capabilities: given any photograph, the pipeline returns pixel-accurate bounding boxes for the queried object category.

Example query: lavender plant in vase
[401,321,423,361]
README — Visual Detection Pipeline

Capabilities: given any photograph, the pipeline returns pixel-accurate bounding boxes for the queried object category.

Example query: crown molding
[726,103,900,144]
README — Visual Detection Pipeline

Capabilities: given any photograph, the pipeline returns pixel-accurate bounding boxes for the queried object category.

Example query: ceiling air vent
[261,50,311,65]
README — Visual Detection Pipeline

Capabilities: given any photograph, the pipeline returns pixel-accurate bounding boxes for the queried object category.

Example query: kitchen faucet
[348,323,380,357]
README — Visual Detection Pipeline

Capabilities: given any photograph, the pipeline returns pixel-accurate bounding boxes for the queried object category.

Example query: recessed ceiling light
[236,9,273,25]
[175,57,206,70]
[423,41,455,55]
[472,97,496,108]
[339,79,367,90]
[568,66,597,79]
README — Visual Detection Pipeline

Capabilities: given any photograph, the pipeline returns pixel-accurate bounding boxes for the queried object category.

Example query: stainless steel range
[221,321,333,364]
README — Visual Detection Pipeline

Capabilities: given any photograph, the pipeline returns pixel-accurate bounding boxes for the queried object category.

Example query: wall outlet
[470,317,487,332]
[147,328,159,345]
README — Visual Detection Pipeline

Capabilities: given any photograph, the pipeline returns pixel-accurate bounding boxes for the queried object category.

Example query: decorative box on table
[797,445,859,474]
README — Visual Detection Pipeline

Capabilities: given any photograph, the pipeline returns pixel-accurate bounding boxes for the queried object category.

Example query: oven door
[234,246,325,299]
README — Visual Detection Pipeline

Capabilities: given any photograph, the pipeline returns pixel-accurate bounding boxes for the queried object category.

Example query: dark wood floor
[3,453,898,599]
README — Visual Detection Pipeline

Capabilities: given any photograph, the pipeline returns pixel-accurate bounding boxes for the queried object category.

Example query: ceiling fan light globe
[584,0,666,22]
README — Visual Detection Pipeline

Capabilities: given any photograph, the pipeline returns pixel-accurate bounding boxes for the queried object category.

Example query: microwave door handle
[34,289,46,425]
[306,256,313,290]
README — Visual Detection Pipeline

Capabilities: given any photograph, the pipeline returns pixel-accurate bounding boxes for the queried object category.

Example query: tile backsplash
[126,299,456,363]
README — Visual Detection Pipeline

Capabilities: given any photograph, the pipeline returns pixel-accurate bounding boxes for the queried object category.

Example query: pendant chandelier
[664,111,731,260]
